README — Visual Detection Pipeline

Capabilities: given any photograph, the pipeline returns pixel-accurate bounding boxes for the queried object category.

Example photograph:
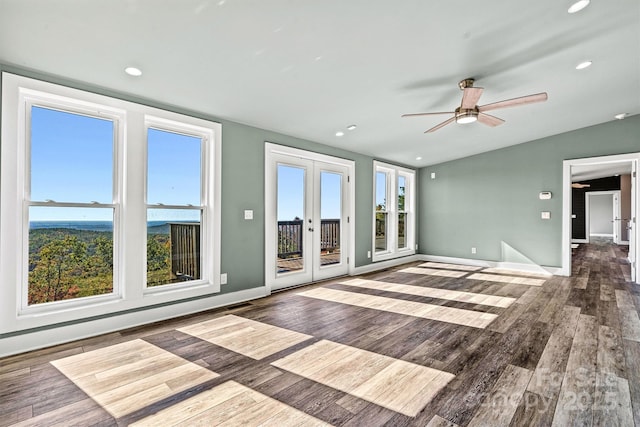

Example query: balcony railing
[278,219,340,259]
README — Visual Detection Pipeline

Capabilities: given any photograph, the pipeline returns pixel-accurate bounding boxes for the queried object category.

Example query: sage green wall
[0,65,376,299]
[219,122,375,294]
[418,115,640,267]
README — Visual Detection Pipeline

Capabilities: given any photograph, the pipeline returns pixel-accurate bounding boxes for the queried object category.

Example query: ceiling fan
[402,78,548,133]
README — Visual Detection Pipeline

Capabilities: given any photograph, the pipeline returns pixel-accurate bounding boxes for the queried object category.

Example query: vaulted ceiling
[1,0,638,167]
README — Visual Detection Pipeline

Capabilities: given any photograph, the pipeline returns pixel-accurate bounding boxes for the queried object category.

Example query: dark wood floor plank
[623,338,640,426]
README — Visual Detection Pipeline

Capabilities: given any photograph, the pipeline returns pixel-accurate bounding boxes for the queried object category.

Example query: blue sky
[277,165,341,221]
[30,106,201,222]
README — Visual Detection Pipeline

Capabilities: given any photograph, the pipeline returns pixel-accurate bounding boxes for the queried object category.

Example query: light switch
[541,211,551,219]
[431,172,436,179]
[244,210,253,220]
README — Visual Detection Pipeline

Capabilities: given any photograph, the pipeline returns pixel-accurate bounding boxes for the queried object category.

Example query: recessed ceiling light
[568,0,590,13]
[347,125,357,131]
[335,131,344,137]
[575,61,592,70]
[416,156,422,160]
[615,113,628,120]
[124,67,142,77]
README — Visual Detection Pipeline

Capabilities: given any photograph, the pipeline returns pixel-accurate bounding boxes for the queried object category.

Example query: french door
[265,144,353,291]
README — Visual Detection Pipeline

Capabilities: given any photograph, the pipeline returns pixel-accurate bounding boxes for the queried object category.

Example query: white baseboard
[619,241,630,245]
[419,254,560,276]
[572,239,588,243]
[0,286,268,358]
[351,255,421,275]
[590,233,614,237]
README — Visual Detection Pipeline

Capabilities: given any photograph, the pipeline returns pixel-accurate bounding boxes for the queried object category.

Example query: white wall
[589,194,613,235]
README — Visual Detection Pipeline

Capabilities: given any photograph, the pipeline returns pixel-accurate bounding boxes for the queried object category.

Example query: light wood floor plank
[273,340,454,417]
[341,278,515,308]
[178,314,313,359]
[420,262,482,272]
[399,267,468,278]
[297,287,497,329]
[51,339,219,418]
[467,273,546,287]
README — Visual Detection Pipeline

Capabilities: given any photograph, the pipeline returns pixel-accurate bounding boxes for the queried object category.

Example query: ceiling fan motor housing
[455,107,478,124]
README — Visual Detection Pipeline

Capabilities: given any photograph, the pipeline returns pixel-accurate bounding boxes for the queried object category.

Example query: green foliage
[29,235,89,304]
[146,235,171,287]
[28,228,175,303]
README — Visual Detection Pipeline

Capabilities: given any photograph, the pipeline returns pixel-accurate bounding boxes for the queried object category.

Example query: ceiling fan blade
[461,87,483,109]
[477,112,505,127]
[425,116,455,133]
[479,92,548,113]
[571,183,591,189]
[402,111,454,118]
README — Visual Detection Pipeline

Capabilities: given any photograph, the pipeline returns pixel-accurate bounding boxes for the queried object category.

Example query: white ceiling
[572,162,633,182]
[1,0,638,167]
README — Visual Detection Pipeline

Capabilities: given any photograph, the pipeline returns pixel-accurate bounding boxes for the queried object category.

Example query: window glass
[375,171,388,252]
[28,106,115,306]
[31,106,113,203]
[28,207,114,305]
[147,128,203,287]
[147,128,201,206]
[398,175,407,249]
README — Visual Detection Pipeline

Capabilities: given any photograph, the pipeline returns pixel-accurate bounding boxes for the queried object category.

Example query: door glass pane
[30,106,113,203]
[28,206,114,305]
[277,164,305,274]
[375,171,387,252]
[320,171,341,267]
[147,208,201,287]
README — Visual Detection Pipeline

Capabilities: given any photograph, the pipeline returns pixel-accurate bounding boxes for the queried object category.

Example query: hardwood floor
[1,240,639,426]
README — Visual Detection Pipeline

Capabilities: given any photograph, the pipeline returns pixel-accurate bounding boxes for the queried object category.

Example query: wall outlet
[367,250,371,259]
[415,244,418,250]
[244,210,253,220]
[471,247,477,254]
[541,211,551,219]
[431,172,436,179]
[220,273,228,285]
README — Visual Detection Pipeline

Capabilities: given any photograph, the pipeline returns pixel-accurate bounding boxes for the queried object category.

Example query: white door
[265,147,352,291]
[613,192,621,244]
[630,162,636,283]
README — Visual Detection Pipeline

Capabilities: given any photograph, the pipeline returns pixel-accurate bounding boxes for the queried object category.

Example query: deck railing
[277,219,340,258]
[169,222,200,280]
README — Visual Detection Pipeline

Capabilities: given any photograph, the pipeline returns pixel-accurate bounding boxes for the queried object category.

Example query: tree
[29,235,87,304]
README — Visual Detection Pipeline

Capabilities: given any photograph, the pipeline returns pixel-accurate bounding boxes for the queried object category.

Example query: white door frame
[562,153,639,283]
[264,143,355,293]
[585,191,620,243]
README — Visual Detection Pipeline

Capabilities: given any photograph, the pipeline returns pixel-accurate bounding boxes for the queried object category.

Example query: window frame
[143,116,214,293]
[0,72,221,333]
[372,160,416,262]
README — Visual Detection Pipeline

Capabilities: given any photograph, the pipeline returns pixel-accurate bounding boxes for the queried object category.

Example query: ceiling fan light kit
[402,78,548,133]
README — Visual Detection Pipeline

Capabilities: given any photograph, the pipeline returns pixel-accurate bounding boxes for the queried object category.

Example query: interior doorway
[265,143,355,292]
[563,153,639,283]
[585,191,621,243]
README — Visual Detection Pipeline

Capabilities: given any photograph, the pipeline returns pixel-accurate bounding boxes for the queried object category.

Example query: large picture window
[1,73,221,332]
[372,161,415,261]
